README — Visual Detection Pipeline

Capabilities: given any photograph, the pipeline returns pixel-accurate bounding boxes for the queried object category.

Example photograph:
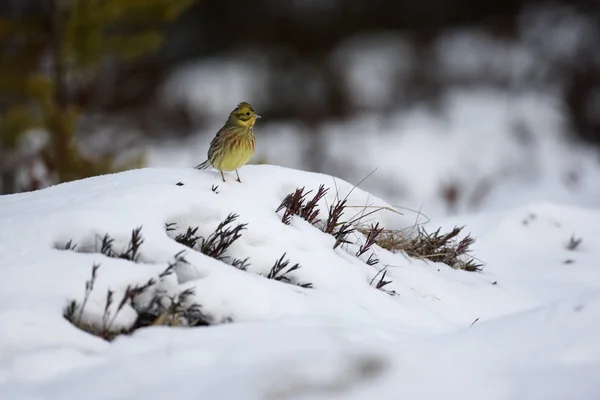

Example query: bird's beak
[255,114,261,119]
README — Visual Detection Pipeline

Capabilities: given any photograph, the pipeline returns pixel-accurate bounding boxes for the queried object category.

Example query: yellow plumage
[195,102,259,183]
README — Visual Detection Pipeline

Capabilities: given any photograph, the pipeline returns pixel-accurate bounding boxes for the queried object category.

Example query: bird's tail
[195,160,210,170]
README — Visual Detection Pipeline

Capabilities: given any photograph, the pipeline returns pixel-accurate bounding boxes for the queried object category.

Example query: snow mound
[1,165,599,399]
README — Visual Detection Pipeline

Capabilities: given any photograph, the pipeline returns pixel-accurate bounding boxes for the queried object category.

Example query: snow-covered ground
[1,165,599,399]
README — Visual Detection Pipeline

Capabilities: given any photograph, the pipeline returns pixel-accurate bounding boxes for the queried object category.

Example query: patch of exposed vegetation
[63,252,207,341]
[266,253,313,289]
[168,213,250,270]
[359,225,483,272]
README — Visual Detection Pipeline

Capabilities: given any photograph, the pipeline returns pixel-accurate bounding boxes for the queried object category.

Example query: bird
[195,102,260,183]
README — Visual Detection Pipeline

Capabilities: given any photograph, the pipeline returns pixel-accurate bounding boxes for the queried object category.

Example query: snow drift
[0,165,599,399]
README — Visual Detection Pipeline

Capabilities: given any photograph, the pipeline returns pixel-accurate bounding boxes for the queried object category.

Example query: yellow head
[226,102,260,128]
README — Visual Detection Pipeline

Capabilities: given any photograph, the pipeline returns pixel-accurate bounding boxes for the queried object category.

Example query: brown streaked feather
[205,125,255,171]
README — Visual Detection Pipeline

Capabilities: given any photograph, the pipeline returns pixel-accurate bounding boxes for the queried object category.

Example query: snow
[331,33,415,110]
[1,165,599,399]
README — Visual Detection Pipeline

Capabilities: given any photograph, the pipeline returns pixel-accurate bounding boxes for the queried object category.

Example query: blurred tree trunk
[0,158,17,194]
[50,0,69,181]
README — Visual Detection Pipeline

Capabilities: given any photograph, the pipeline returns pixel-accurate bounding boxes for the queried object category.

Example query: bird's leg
[235,170,242,183]
[220,170,226,182]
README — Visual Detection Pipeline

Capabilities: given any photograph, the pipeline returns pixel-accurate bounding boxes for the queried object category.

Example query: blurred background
[1,0,600,217]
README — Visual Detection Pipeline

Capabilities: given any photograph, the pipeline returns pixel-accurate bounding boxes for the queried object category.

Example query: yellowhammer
[195,102,260,183]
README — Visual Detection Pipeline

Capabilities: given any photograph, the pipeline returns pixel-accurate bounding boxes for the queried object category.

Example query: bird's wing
[196,126,228,169]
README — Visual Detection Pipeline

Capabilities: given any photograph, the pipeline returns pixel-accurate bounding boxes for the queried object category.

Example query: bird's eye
[245,112,250,116]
